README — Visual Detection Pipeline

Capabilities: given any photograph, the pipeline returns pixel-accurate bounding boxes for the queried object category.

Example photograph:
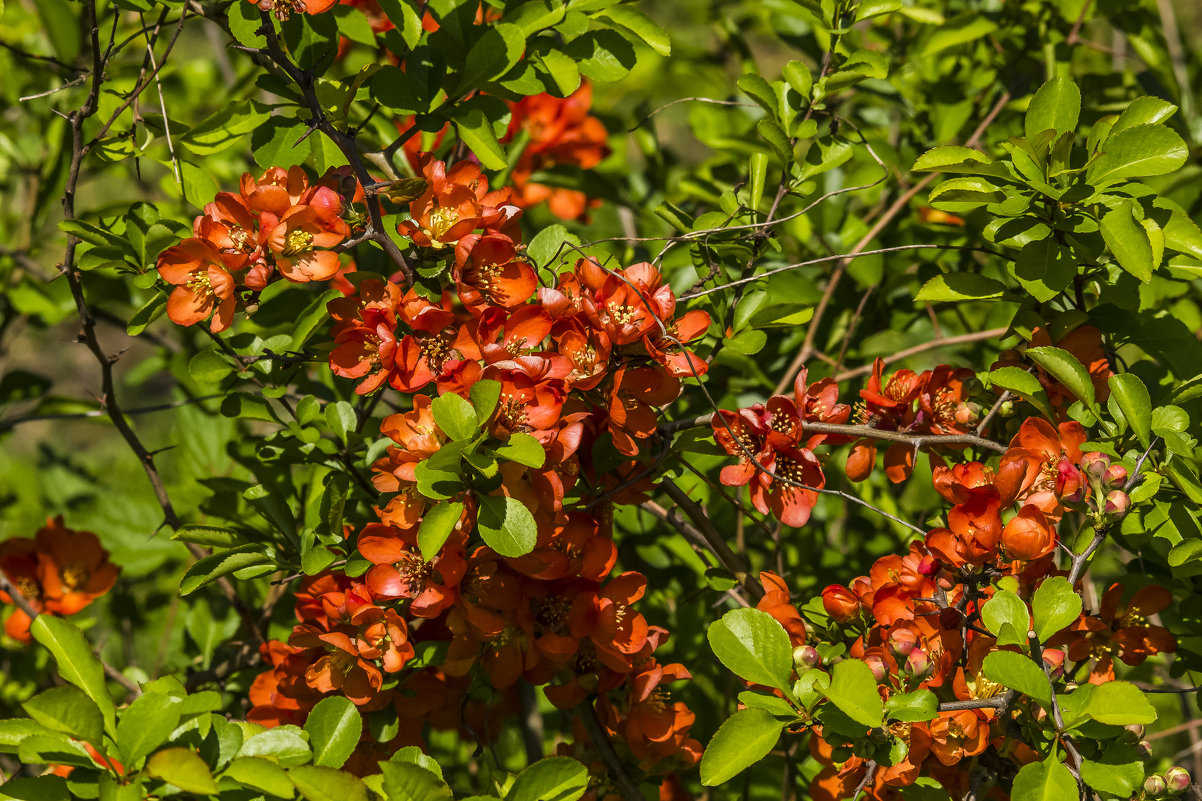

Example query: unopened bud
[1144,774,1167,797]
[905,649,933,680]
[822,585,861,623]
[1055,458,1088,507]
[1103,464,1128,491]
[887,628,918,660]
[1041,648,1065,680]
[863,654,888,683]
[998,400,1015,417]
[1080,451,1111,481]
[1165,767,1191,793]
[793,645,821,669]
[1125,723,1146,739]
[1104,489,1131,517]
[954,402,980,426]
[1138,740,1154,759]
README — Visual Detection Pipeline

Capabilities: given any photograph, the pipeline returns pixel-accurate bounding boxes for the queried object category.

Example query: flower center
[283,229,314,256]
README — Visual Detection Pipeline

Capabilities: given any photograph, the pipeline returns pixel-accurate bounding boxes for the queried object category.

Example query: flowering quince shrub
[4,1,1202,801]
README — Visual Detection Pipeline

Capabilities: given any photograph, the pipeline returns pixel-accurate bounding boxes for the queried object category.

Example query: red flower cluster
[742,416,1171,800]
[711,368,850,527]
[0,517,118,643]
[504,82,611,220]
[156,166,360,331]
[253,0,337,21]
[249,152,710,779]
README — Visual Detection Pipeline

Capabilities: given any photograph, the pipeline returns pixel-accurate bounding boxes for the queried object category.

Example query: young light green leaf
[493,432,546,468]
[1026,346,1097,411]
[507,756,589,801]
[290,765,370,801]
[1087,124,1188,186]
[706,608,794,691]
[1031,576,1082,642]
[417,501,465,562]
[824,659,884,728]
[1085,681,1157,725]
[982,651,1051,707]
[979,588,1029,646]
[1025,78,1081,146]
[22,686,104,745]
[430,393,478,441]
[912,146,1012,180]
[1011,759,1078,801]
[1101,201,1154,282]
[116,691,181,766]
[884,689,938,723]
[224,757,294,798]
[30,616,117,735]
[914,273,1005,303]
[454,108,508,171]
[469,379,502,421]
[379,762,453,801]
[305,696,362,769]
[699,708,786,786]
[988,366,1055,420]
[146,748,219,795]
[476,495,538,557]
[598,5,670,56]
[1108,374,1152,448]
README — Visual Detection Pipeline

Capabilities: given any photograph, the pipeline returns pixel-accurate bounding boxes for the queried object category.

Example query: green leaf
[476,495,538,557]
[1025,78,1081,147]
[1085,681,1157,725]
[173,525,245,548]
[224,757,294,798]
[699,708,786,786]
[116,691,181,766]
[181,100,271,157]
[0,719,56,753]
[537,49,581,96]
[1101,201,1154,282]
[290,765,369,801]
[180,544,275,596]
[493,432,546,468]
[1010,759,1078,800]
[1087,124,1189,186]
[1026,346,1097,411]
[0,776,70,801]
[988,366,1054,419]
[756,118,792,162]
[1108,374,1152,448]
[1079,749,1145,797]
[927,176,1004,211]
[884,689,938,723]
[415,459,462,501]
[22,686,103,745]
[146,748,219,795]
[912,146,1012,180]
[240,726,312,766]
[454,107,508,171]
[598,5,670,56]
[455,23,526,94]
[979,588,1029,646]
[737,74,777,116]
[914,273,1005,303]
[706,608,794,691]
[378,762,453,801]
[982,651,1051,707]
[1013,238,1075,303]
[188,351,234,383]
[304,697,362,769]
[30,616,116,736]
[468,379,501,422]
[507,757,588,801]
[431,393,478,441]
[417,501,465,562]
[1031,576,1082,642]
[824,659,884,728]
[782,60,811,99]
[1109,96,1177,138]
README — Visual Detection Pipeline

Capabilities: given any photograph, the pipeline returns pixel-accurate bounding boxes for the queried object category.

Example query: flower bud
[1080,451,1111,481]
[863,654,888,683]
[1055,458,1087,506]
[1104,489,1131,518]
[1041,648,1065,680]
[887,628,918,660]
[1125,723,1146,739]
[954,402,980,426]
[1165,767,1191,793]
[999,400,1015,417]
[793,645,821,669]
[905,648,933,681]
[1103,464,1128,491]
[822,585,861,623]
[1144,774,1167,797]
[1137,740,1153,759]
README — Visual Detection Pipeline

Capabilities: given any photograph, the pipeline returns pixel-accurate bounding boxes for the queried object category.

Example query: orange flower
[266,205,348,282]
[758,572,807,646]
[1000,504,1056,561]
[1053,583,1176,683]
[929,709,989,766]
[34,517,119,617]
[156,238,239,332]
